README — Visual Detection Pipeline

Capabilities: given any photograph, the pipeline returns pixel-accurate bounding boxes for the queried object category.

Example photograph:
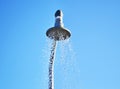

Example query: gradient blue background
[0,0,120,89]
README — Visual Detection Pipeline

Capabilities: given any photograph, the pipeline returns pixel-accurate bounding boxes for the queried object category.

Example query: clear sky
[0,0,120,89]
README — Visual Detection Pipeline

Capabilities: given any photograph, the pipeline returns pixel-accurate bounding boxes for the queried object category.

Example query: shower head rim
[46,27,71,41]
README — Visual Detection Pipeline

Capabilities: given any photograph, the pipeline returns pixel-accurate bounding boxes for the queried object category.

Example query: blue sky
[0,0,120,89]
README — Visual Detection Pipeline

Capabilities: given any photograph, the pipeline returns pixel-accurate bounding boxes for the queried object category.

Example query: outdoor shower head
[46,10,71,41]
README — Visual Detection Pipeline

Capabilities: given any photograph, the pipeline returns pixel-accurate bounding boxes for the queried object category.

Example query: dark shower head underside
[46,27,71,41]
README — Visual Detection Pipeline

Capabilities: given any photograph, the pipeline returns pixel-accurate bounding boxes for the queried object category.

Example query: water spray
[46,10,71,89]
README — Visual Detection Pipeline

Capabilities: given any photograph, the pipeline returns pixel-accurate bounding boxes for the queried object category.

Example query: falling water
[55,39,77,89]
[46,38,79,88]
[47,37,73,89]
[48,40,56,89]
